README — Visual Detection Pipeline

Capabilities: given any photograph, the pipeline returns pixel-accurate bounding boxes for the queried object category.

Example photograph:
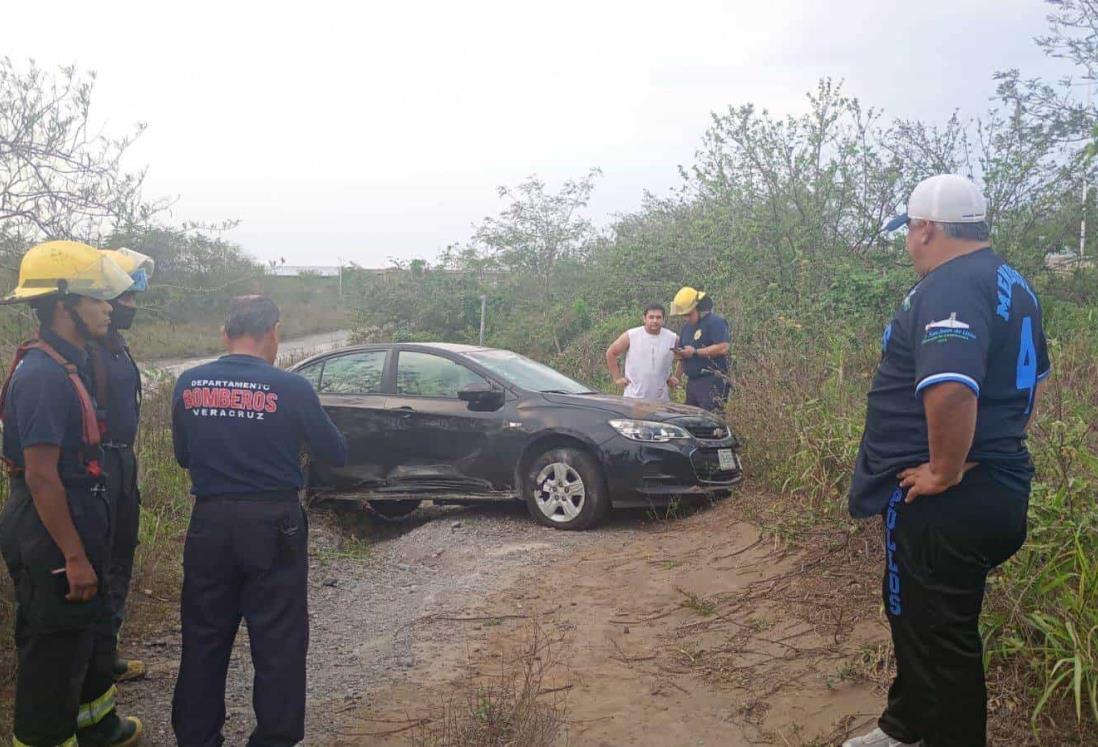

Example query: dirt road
[348,498,890,746]
[117,495,888,746]
[151,328,352,377]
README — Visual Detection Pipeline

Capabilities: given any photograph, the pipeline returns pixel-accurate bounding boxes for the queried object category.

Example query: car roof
[410,342,489,353]
[293,341,496,367]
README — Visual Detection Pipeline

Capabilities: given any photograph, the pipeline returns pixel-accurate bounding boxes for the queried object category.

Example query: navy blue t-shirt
[678,312,731,378]
[849,248,1050,518]
[89,333,141,445]
[1,328,100,486]
[172,354,347,497]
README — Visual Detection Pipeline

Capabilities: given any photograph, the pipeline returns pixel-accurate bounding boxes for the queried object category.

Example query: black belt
[195,490,300,503]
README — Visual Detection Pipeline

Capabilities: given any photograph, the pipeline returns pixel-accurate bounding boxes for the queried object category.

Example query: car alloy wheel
[534,462,586,523]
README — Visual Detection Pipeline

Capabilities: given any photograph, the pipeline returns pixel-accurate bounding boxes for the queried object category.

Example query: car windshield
[465,350,595,394]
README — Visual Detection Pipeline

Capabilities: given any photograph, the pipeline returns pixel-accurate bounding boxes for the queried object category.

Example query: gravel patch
[117,499,648,744]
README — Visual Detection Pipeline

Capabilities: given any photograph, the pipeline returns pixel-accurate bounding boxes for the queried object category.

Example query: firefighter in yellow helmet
[0,241,144,746]
[670,286,731,413]
[90,248,154,684]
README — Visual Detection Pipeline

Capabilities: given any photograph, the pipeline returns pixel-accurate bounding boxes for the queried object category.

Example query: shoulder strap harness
[0,337,103,478]
[88,336,143,435]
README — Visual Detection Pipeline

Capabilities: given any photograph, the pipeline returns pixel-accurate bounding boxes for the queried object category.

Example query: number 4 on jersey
[1016,316,1037,414]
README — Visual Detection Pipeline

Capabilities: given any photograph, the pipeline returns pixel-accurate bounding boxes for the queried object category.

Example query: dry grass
[114,379,193,649]
[406,622,568,747]
[677,588,717,617]
[0,575,12,743]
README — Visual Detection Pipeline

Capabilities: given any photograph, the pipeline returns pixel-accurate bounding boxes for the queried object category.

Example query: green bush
[983,327,1098,734]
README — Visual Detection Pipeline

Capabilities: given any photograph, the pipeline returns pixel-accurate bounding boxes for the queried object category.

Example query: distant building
[1045,251,1095,272]
[270,265,342,278]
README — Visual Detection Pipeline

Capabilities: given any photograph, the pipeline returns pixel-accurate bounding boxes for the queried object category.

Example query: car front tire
[524,447,609,530]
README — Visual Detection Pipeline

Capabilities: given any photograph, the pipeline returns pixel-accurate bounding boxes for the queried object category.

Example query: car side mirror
[458,383,504,411]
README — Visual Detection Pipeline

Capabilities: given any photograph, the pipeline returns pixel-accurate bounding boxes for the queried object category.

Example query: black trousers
[685,375,729,413]
[879,467,1028,747]
[0,480,120,746]
[104,445,140,639]
[172,496,309,747]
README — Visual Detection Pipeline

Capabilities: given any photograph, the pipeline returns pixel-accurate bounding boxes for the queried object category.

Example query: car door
[298,348,391,493]
[385,350,521,493]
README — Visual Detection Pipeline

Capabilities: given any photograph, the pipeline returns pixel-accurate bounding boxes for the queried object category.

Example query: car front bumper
[602,436,744,508]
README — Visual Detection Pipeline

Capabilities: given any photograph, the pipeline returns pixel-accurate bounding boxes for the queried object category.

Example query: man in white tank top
[605,303,680,401]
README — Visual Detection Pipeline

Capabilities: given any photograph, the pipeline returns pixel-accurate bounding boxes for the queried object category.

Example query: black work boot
[111,655,146,682]
[77,712,144,746]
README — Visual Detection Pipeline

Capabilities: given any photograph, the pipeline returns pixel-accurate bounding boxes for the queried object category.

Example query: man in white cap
[845,175,1050,747]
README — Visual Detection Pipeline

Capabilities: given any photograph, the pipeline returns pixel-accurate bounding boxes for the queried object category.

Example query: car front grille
[674,417,729,441]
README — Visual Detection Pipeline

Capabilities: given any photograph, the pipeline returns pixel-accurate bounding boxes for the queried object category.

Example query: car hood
[540,392,711,421]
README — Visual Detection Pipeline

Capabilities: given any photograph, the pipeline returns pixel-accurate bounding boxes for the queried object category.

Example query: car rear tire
[367,499,422,520]
[524,447,608,530]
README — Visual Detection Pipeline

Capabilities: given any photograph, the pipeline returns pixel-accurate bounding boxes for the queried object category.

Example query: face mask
[111,304,137,330]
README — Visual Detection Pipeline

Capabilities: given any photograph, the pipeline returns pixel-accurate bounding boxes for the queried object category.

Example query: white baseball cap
[884,174,987,232]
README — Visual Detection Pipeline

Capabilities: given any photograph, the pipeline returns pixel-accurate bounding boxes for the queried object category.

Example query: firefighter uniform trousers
[172,492,309,747]
[685,373,730,413]
[880,467,1028,747]
[103,444,139,636]
[0,479,121,746]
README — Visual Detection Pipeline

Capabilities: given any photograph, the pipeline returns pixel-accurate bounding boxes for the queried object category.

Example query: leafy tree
[469,169,602,353]
[471,168,602,286]
[1039,0,1098,79]
[104,225,265,322]
[0,58,159,254]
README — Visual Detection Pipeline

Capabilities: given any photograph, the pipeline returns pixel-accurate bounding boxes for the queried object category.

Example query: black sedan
[292,342,743,530]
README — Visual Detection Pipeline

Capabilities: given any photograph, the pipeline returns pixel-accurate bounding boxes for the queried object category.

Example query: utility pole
[1083,79,1093,259]
[479,295,487,346]
[1082,181,1089,259]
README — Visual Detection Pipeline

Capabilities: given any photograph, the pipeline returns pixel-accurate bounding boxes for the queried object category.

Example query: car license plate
[718,449,737,471]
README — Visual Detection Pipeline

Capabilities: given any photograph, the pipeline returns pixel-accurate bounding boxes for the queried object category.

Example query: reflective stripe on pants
[77,684,118,729]
[13,735,77,747]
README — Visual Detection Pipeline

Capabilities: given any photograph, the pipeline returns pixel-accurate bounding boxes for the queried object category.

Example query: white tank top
[623,326,678,401]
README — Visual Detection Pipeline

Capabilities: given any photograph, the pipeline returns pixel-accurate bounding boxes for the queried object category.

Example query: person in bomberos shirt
[170,296,347,747]
[605,302,679,401]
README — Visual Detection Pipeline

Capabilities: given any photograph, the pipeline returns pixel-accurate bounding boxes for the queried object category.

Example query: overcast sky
[1,0,1074,267]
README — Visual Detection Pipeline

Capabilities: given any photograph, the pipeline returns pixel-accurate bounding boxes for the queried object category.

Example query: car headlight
[609,419,691,443]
